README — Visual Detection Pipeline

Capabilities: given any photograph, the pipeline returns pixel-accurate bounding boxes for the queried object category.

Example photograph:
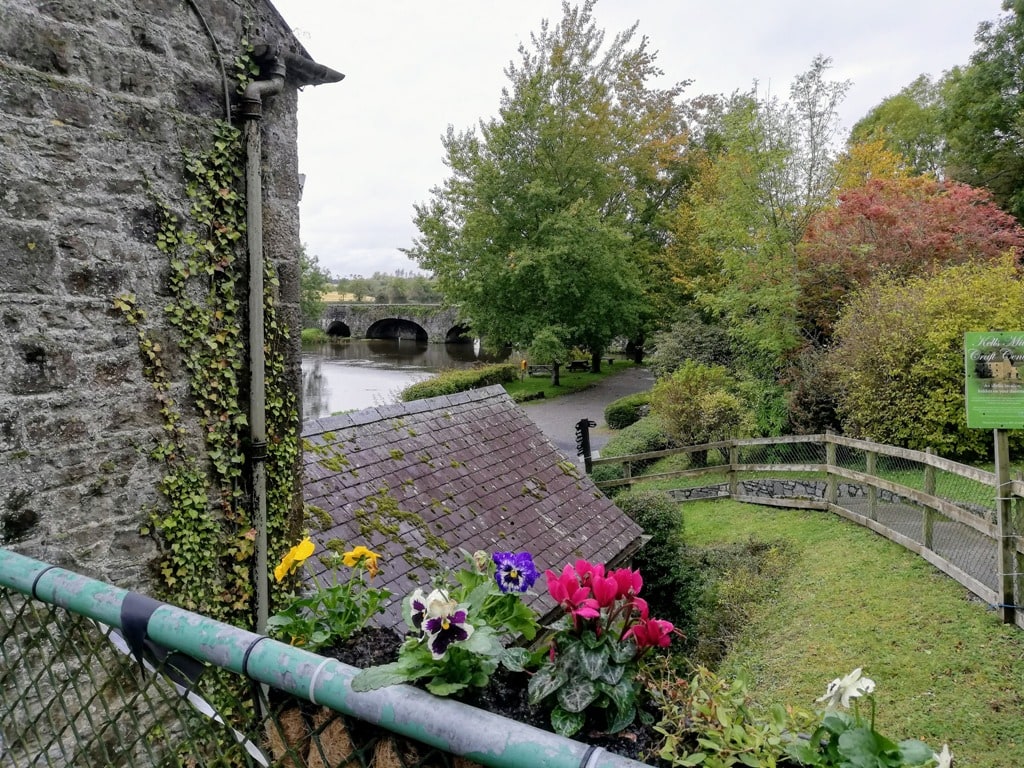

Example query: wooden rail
[593,433,1024,630]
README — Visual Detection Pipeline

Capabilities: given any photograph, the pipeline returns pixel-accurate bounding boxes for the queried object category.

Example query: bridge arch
[326,320,351,338]
[445,324,473,344]
[366,318,428,342]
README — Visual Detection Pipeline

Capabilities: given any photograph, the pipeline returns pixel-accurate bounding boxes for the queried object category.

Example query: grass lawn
[503,360,636,402]
[680,499,1024,768]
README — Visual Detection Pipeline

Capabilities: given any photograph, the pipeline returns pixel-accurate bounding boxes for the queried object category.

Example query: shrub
[400,364,518,401]
[300,327,329,344]
[604,392,651,430]
[828,256,1024,460]
[650,362,754,464]
[614,489,698,639]
[590,414,676,485]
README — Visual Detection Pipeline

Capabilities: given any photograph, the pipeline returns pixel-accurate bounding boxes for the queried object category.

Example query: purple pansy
[423,607,474,658]
[409,588,428,631]
[492,551,539,594]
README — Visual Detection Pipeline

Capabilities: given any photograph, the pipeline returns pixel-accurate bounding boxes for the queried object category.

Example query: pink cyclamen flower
[573,559,605,587]
[611,567,643,599]
[545,567,599,620]
[591,574,620,608]
[624,617,674,649]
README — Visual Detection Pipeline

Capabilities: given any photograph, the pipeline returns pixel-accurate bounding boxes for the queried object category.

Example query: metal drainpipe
[238,57,285,635]
[2,549,652,768]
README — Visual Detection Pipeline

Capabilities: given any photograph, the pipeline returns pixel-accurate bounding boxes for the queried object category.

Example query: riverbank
[517,365,655,455]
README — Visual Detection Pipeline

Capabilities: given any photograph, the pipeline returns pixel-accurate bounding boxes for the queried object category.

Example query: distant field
[320,291,372,302]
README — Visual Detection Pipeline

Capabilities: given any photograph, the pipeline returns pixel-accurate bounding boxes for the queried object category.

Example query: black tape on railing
[120,592,204,687]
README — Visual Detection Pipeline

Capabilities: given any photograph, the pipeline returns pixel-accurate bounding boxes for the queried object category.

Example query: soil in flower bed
[321,627,669,766]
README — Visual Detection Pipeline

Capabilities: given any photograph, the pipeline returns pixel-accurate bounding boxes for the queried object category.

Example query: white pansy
[815,667,876,709]
[933,743,952,768]
[424,588,457,619]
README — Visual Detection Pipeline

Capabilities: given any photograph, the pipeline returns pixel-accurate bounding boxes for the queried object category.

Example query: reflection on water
[301,339,510,421]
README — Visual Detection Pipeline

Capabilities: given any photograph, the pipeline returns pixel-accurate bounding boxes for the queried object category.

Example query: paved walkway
[518,365,655,456]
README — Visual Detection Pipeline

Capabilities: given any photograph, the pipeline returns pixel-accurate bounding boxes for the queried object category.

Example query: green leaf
[461,626,503,657]
[527,664,567,705]
[500,646,532,672]
[426,677,468,697]
[605,700,636,734]
[578,644,610,679]
[550,706,585,737]
[897,739,935,765]
[350,662,409,692]
[556,677,599,714]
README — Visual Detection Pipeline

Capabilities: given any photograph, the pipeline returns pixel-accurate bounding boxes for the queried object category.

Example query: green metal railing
[0,548,651,768]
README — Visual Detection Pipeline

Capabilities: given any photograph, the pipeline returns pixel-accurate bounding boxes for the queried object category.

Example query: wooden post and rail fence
[591,432,1024,630]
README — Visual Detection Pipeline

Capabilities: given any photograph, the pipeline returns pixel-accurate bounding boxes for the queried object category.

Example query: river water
[301,339,511,421]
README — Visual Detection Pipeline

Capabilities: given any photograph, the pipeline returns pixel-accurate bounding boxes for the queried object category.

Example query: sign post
[965,332,1024,624]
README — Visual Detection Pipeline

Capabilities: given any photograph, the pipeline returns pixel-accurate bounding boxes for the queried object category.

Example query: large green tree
[672,56,849,433]
[405,1,691,366]
[943,1,1024,219]
[848,75,947,177]
[299,247,332,328]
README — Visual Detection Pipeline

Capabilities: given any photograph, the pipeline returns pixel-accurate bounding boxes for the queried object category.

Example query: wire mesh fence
[595,433,1024,629]
[0,584,474,768]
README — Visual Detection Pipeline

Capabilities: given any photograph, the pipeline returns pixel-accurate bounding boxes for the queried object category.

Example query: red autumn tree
[797,176,1024,343]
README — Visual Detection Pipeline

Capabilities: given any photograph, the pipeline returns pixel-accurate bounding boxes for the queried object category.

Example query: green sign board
[965,332,1024,429]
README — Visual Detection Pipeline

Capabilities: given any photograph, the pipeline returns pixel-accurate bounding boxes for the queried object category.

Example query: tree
[797,177,1024,343]
[849,74,947,177]
[827,256,1024,460]
[299,247,332,328]
[527,326,568,386]
[405,1,691,368]
[943,1,1024,219]
[671,56,849,433]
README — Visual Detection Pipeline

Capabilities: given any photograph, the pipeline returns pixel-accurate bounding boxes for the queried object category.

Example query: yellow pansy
[274,537,315,582]
[342,545,382,576]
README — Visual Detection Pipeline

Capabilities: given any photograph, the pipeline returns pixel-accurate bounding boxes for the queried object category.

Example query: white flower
[815,667,876,709]
[933,744,952,768]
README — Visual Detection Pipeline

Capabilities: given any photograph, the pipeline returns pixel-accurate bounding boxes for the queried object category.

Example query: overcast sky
[270,1,1004,279]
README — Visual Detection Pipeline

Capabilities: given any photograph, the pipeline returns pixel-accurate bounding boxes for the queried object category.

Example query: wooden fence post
[923,447,936,551]
[995,429,1016,624]
[728,441,738,498]
[825,433,837,506]
[866,450,878,521]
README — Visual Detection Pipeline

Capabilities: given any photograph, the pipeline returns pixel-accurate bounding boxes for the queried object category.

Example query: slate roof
[301,385,645,629]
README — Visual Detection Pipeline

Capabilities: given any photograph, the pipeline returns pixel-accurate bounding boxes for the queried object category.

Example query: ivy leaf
[527,664,567,705]
[550,706,585,737]
[556,677,599,713]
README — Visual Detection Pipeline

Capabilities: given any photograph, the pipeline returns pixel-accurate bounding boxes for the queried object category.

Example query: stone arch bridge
[321,303,469,343]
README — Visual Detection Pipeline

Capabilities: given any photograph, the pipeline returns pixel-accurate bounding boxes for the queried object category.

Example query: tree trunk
[551,363,561,387]
[590,350,602,374]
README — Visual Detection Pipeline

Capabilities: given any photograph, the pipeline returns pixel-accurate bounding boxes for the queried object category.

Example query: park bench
[527,364,553,376]
[567,360,589,372]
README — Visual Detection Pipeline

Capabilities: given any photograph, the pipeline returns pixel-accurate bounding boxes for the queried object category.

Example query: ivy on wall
[115,86,299,624]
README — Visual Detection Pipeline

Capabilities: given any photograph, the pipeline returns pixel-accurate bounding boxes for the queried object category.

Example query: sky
[270,1,1005,279]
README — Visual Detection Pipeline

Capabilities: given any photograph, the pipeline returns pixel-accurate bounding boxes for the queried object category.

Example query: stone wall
[0,0,325,590]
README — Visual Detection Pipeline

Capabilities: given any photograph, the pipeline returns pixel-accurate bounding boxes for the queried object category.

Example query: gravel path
[518,365,656,456]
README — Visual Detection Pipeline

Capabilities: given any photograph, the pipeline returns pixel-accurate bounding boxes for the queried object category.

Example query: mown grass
[680,499,1024,768]
[503,360,636,403]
